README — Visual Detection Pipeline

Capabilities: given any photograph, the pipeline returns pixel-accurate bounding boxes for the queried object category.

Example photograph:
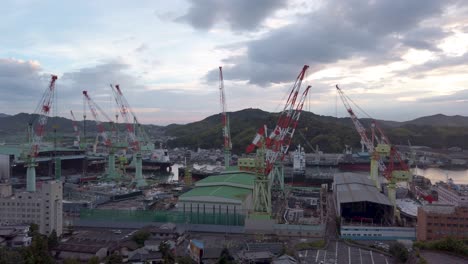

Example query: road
[298,241,391,264]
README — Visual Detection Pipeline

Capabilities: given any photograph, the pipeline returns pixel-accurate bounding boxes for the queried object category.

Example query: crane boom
[219,66,232,167]
[336,85,374,153]
[29,75,58,157]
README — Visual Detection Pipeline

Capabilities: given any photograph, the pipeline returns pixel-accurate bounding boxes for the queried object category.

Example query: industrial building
[177,171,255,215]
[334,173,417,240]
[0,180,63,236]
[417,204,468,241]
[334,172,394,224]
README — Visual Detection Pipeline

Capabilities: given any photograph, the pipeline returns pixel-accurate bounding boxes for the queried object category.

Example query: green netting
[80,209,245,226]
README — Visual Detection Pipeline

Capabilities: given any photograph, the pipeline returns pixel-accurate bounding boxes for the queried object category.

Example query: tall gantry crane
[218,66,232,168]
[25,75,58,192]
[70,110,81,149]
[110,84,147,187]
[82,90,120,180]
[336,85,386,188]
[246,65,310,216]
[336,85,411,221]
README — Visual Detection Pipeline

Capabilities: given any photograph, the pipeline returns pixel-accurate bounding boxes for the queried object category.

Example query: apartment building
[417,204,468,241]
[0,180,63,236]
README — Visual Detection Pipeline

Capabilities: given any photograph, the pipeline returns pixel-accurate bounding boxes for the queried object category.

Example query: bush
[414,237,468,257]
[389,242,409,263]
[295,240,325,250]
[132,230,151,246]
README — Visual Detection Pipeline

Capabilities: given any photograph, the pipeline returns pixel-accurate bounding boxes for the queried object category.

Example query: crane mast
[25,75,58,192]
[70,110,81,149]
[219,66,232,168]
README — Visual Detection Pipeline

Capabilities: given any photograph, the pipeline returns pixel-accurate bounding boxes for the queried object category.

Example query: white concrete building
[0,180,63,236]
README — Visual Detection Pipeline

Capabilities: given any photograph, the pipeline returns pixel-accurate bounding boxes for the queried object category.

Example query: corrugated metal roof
[179,185,251,202]
[334,172,392,206]
[195,172,255,189]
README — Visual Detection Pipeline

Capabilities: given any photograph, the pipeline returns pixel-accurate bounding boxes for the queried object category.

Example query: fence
[79,208,246,226]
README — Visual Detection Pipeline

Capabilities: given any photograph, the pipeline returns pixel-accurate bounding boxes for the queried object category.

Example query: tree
[176,256,194,264]
[22,229,54,264]
[63,258,80,264]
[87,256,100,264]
[132,230,150,247]
[106,252,123,264]
[159,242,175,264]
[218,247,235,264]
[0,247,24,264]
[28,223,39,237]
[389,242,409,263]
[48,230,59,249]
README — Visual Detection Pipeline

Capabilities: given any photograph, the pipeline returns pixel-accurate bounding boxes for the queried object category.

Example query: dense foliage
[414,237,468,257]
[132,230,151,247]
[389,242,409,263]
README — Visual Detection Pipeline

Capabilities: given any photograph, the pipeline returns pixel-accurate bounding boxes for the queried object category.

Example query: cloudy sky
[1,0,468,125]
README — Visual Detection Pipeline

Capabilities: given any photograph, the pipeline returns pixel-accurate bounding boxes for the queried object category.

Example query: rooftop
[179,185,251,203]
[334,172,392,206]
[195,171,255,189]
[420,204,456,214]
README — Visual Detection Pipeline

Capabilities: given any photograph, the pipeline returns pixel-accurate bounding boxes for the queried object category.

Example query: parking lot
[298,241,391,264]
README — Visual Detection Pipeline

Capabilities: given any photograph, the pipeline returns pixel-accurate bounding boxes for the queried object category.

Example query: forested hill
[1,110,467,153]
[165,109,468,153]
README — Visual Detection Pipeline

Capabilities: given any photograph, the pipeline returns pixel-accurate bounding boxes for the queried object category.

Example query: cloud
[134,43,149,53]
[419,89,468,103]
[176,0,286,31]
[0,58,50,102]
[207,0,459,85]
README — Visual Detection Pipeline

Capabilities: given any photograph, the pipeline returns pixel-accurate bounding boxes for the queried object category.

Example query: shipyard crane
[110,85,139,151]
[336,85,412,221]
[335,85,387,188]
[110,84,147,187]
[70,110,81,149]
[246,65,310,216]
[82,90,121,180]
[218,66,232,168]
[24,75,58,192]
[82,91,114,147]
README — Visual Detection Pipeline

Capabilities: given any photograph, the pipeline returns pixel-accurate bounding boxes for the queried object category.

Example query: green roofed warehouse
[177,171,255,215]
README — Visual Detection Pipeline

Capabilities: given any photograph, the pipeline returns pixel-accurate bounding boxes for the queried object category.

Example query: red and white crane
[219,66,232,167]
[70,110,81,148]
[109,84,148,187]
[26,75,58,192]
[82,90,113,147]
[247,65,310,176]
[335,85,386,172]
[110,84,139,151]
